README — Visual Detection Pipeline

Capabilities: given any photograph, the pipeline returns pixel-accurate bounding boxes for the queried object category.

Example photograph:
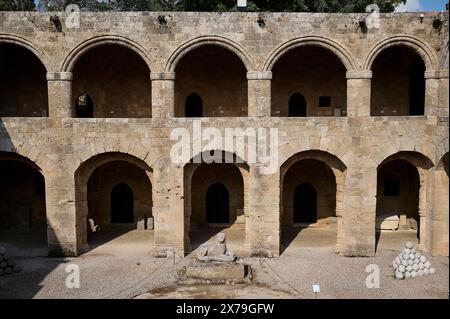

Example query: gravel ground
[0,248,447,299]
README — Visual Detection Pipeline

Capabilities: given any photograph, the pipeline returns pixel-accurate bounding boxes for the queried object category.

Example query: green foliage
[0,0,35,11]
[4,0,407,12]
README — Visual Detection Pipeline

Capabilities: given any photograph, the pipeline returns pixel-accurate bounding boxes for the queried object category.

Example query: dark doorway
[111,183,134,224]
[289,93,307,117]
[76,93,94,118]
[409,55,426,116]
[205,183,230,224]
[293,183,317,224]
[185,93,203,117]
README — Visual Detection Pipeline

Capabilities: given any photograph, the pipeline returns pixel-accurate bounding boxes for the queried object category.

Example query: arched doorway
[375,152,433,253]
[271,46,347,117]
[175,45,248,117]
[184,151,249,255]
[280,151,346,255]
[185,93,203,117]
[371,46,426,116]
[111,183,134,224]
[205,183,230,224]
[0,152,47,256]
[293,183,317,224]
[289,93,307,117]
[71,44,151,118]
[0,43,48,117]
[75,153,153,255]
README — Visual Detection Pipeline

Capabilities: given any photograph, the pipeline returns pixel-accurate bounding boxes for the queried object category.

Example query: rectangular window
[319,96,331,107]
[384,178,400,196]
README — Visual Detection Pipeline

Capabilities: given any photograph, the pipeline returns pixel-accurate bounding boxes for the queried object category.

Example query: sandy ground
[0,225,448,299]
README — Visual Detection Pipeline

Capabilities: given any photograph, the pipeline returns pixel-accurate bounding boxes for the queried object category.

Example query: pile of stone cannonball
[393,242,435,280]
[0,247,22,276]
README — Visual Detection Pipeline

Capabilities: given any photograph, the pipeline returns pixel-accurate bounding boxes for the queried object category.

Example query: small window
[384,178,400,196]
[319,96,331,108]
[185,93,203,117]
[76,93,94,118]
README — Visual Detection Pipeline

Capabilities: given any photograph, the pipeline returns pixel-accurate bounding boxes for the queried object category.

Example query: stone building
[0,11,448,258]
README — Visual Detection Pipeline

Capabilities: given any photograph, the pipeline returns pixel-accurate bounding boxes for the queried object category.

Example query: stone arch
[183,150,250,254]
[377,151,434,250]
[74,152,153,253]
[280,150,347,253]
[166,36,254,72]
[264,36,358,72]
[364,35,438,71]
[0,34,50,72]
[61,35,152,72]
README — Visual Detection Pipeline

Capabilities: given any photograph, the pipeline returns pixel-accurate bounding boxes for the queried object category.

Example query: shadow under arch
[279,150,347,255]
[375,151,434,253]
[183,150,249,256]
[61,35,152,73]
[74,152,153,255]
[166,35,254,73]
[264,36,358,72]
[0,151,48,257]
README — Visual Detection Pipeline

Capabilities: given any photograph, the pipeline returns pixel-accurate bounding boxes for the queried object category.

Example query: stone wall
[0,11,448,258]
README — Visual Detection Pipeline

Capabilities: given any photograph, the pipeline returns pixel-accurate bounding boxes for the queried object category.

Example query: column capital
[424,69,449,79]
[346,70,372,79]
[151,72,176,81]
[47,72,73,81]
[247,71,272,80]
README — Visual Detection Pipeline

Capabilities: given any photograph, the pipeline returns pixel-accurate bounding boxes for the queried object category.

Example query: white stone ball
[396,271,405,280]
[395,257,401,264]
[405,272,412,279]
[393,261,398,269]
[410,248,416,254]
[414,258,420,264]
[415,252,421,259]
[413,264,419,271]
[404,248,411,255]
[405,241,414,249]
[430,268,436,275]
[419,263,425,270]
[423,269,430,276]
[403,254,410,260]
[402,260,409,267]
[420,256,427,263]
[425,261,431,269]
[418,270,424,276]
[408,260,414,266]
[411,271,418,278]
[406,265,413,272]
[398,265,406,273]
[410,254,416,260]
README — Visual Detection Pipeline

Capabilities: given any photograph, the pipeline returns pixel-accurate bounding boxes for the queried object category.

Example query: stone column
[151,72,175,118]
[46,171,86,256]
[248,165,280,257]
[424,70,443,117]
[152,152,185,257]
[430,165,449,256]
[247,71,272,117]
[340,163,377,257]
[346,71,372,117]
[47,72,73,118]
[437,70,449,118]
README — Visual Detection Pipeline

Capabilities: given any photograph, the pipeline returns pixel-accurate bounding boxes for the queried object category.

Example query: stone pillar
[430,165,449,256]
[346,71,372,117]
[340,164,377,257]
[46,171,86,256]
[152,156,185,257]
[47,72,73,118]
[248,166,280,257]
[437,70,449,118]
[247,71,272,117]
[424,70,443,117]
[151,72,175,118]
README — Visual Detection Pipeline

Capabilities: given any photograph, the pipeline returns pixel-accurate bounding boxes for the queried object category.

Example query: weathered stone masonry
[0,12,448,258]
